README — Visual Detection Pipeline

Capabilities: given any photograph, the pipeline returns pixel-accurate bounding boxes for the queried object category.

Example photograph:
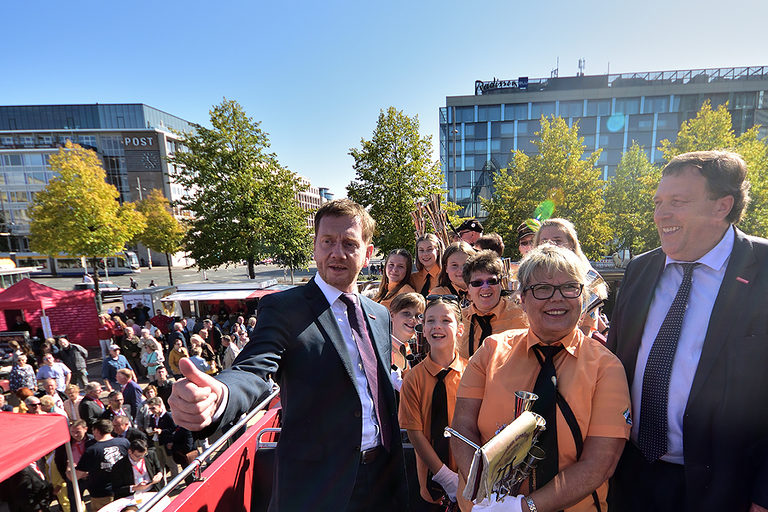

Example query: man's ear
[714,194,735,221]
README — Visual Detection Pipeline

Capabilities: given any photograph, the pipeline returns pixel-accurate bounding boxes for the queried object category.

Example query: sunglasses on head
[468,277,501,288]
[426,294,459,304]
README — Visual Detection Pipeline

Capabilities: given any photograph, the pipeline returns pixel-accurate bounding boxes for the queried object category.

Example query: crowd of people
[1,305,257,512]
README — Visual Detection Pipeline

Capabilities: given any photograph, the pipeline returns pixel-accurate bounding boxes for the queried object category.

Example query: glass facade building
[0,104,193,253]
[440,66,768,218]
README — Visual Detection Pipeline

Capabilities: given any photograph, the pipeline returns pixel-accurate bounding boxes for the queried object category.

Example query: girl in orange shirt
[413,233,444,297]
[374,249,417,310]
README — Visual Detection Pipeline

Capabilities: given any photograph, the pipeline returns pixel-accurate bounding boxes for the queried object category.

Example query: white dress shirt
[631,226,734,464]
[314,272,381,450]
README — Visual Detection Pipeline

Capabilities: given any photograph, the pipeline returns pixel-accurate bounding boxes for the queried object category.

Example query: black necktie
[638,263,698,462]
[531,344,564,488]
[420,274,432,297]
[468,314,493,356]
[430,368,452,464]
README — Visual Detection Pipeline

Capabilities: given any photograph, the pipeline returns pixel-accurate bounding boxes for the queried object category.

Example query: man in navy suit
[171,199,407,512]
[608,151,768,512]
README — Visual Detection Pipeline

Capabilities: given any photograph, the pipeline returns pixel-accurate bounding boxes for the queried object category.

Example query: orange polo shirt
[458,295,527,359]
[412,265,441,296]
[457,329,631,512]
[399,352,468,497]
[378,283,416,310]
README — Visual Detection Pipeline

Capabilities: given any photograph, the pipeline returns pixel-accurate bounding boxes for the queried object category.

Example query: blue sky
[2,0,766,197]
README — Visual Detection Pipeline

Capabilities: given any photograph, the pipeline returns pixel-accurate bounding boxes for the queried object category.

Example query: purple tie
[339,293,390,450]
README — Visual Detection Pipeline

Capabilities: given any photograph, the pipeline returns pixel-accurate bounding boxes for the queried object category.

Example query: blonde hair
[415,233,444,271]
[518,245,589,305]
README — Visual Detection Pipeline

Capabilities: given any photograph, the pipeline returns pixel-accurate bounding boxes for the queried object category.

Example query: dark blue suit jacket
[208,278,407,512]
[607,227,768,511]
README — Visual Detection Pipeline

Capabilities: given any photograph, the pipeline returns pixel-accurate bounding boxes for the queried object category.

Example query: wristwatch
[524,496,538,512]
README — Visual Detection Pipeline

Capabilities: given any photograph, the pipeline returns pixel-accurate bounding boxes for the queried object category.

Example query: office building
[440,66,768,218]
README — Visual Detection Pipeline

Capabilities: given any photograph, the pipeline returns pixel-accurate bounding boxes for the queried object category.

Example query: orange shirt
[378,283,416,310]
[429,284,466,297]
[457,329,631,512]
[412,265,441,296]
[399,352,468,496]
[458,295,527,359]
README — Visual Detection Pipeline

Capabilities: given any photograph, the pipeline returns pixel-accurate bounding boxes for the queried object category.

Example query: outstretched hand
[168,357,226,431]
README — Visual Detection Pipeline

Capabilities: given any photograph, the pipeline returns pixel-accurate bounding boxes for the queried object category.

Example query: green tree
[347,107,444,254]
[604,143,661,256]
[29,142,146,309]
[136,189,186,285]
[660,101,768,237]
[483,116,611,259]
[169,98,309,278]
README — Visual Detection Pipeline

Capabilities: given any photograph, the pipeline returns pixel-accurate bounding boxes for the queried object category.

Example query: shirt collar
[525,328,582,358]
[423,350,464,377]
[665,224,734,271]
[314,272,356,307]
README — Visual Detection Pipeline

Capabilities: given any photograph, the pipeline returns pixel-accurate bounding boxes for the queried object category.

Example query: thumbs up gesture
[169,357,226,431]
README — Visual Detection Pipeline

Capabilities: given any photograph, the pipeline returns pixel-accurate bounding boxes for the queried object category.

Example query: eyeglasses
[468,277,501,288]
[426,294,459,303]
[523,283,584,300]
[396,311,423,321]
[28,403,41,407]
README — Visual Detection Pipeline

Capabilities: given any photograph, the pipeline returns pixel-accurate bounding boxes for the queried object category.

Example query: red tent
[0,279,100,347]
[0,412,70,481]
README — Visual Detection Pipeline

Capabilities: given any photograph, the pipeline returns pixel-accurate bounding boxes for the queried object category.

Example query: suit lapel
[303,279,357,386]
[687,228,757,405]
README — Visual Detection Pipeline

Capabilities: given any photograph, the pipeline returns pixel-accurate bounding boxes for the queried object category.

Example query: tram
[13,250,141,276]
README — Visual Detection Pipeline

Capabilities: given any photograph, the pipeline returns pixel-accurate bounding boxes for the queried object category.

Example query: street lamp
[136,177,152,270]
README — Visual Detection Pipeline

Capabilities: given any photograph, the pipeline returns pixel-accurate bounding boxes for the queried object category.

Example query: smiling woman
[374,249,417,310]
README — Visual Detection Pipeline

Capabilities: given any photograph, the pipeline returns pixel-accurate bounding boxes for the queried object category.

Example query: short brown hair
[437,241,476,288]
[389,292,426,315]
[474,233,505,257]
[314,199,375,244]
[415,233,444,271]
[463,250,504,285]
[663,150,751,224]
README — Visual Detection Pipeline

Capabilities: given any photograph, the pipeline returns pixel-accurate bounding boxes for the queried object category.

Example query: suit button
[354,410,361,418]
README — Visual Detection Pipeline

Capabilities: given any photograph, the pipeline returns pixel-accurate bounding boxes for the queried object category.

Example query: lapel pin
[736,277,749,284]
[368,314,376,320]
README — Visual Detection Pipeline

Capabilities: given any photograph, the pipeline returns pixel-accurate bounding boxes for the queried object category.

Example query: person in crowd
[230,315,246,335]
[111,438,163,499]
[534,218,609,338]
[140,339,164,382]
[113,306,127,323]
[607,151,768,512]
[202,318,223,353]
[76,418,130,510]
[430,241,476,302]
[55,420,91,511]
[138,328,158,351]
[25,395,45,414]
[170,199,407,511]
[413,233,444,297]
[373,249,417,310]
[117,368,144,420]
[143,321,162,347]
[388,293,425,392]
[0,463,52,512]
[36,353,70,392]
[245,316,258,338]
[517,221,537,258]
[474,233,505,257]
[458,250,527,359]
[0,393,12,412]
[97,314,115,360]
[168,321,187,352]
[133,302,150,325]
[9,353,37,393]
[56,337,89,388]
[150,309,173,343]
[112,415,147,443]
[102,345,135,392]
[102,390,132,423]
[37,377,67,413]
[7,339,36,367]
[125,318,141,338]
[188,346,211,373]
[39,395,60,415]
[452,245,631,512]
[400,295,468,508]
[220,335,241,370]
[112,316,127,347]
[79,381,106,431]
[168,338,189,379]
[135,385,158,433]
[62,384,82,422]
[191,332,218,372]
[457,219,484,245]
[14,387,34,412]
[10,313,32,333]
[146,396,179,481]
[153,366,174,409]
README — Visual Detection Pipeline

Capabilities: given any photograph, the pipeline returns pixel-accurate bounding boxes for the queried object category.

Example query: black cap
[517,221,536,242]
[457,219,483,233]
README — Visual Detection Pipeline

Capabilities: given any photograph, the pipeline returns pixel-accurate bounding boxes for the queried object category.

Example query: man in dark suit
[111,438,163,499]
[171,199,407,512]
[79,381,106,431]
[607,151,768,512]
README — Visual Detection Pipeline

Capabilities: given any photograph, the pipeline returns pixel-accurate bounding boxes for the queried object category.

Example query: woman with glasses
[534,218,609,339]
[374,249,417,310]
[458,250,527,359]
[451,245,630,512]
[431,241,476,305]
[413,233,444,297]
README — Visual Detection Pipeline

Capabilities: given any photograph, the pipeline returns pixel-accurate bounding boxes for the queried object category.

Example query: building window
[586,99,611,116]
[531,102,555,119]
[559,100,583,118]
[504,103,528,121]
[643,96,669,114]
[614,97,640,115]
[477,105,501,122]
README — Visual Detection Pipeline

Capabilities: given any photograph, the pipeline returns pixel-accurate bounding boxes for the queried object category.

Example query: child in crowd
[188,347,211,374]
[388,293,426,392]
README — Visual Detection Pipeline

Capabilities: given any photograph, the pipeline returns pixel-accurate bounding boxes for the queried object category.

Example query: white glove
[472,493,524,511]
[389,368,403,391]
[432,464,459,501]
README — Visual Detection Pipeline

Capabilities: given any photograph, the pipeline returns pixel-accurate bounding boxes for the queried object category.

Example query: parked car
[73,281,131,302]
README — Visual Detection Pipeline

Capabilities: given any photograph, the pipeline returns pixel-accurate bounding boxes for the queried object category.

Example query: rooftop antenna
[578,58,586,77]
[551,57,559,78]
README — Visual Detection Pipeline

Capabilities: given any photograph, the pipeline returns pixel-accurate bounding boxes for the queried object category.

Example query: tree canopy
[483,116,611,259]
[169,98,310,278]
[347,107,445,255]
[29,141,146,307]
[136,189,186,285]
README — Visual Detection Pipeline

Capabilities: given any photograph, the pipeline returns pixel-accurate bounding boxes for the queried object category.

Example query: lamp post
[136,177,152,270]
[452,106,459,209]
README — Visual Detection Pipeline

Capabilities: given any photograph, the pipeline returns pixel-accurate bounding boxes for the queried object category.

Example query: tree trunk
[166,252,174,285]
[290,267,295,284]
[91,257,103,312]
[247,256,255,279]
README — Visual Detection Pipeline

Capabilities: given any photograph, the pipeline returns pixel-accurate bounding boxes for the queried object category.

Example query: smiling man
[607,151,768,512]
[170,199,407,512]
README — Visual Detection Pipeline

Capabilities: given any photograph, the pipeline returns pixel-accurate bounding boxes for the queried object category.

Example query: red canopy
[0,412,70,481]
[0,278,93,310]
